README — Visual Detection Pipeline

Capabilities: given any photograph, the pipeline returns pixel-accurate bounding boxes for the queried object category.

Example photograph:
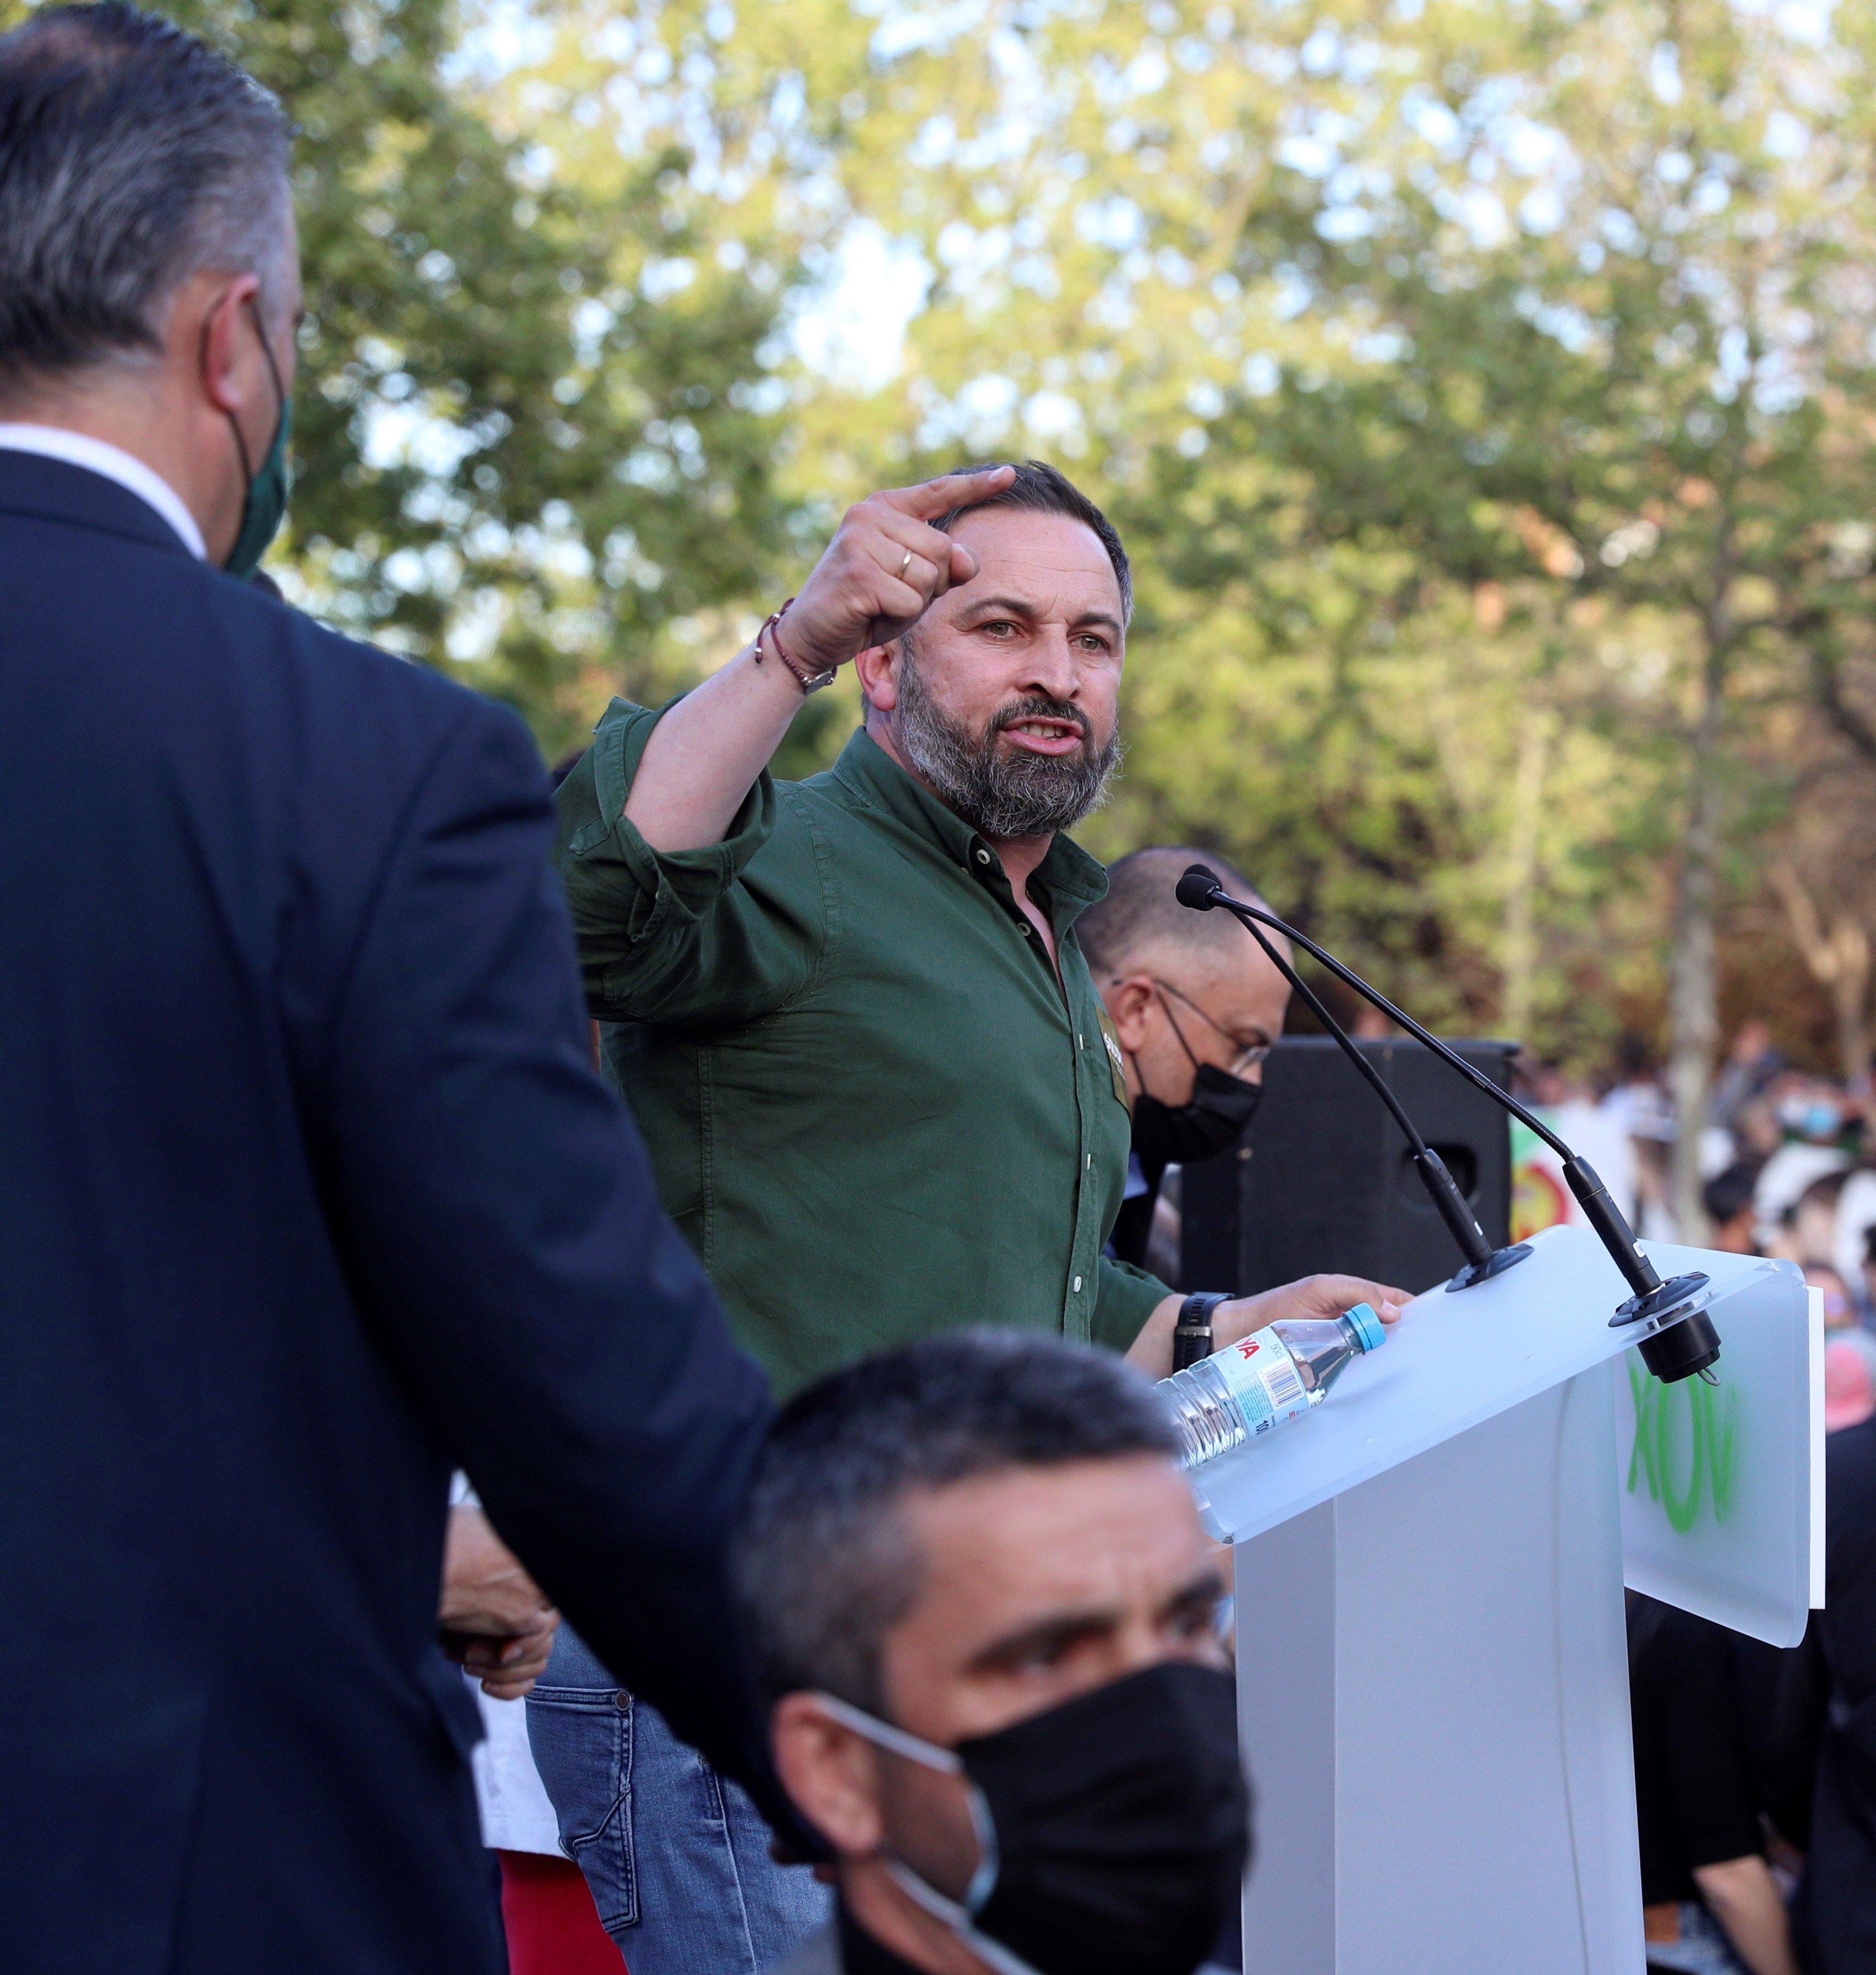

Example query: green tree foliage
[560,0,1872,1090]
[549,0,1677,1040]
[1144,0,1876,1220]
[29,0,1870,1092]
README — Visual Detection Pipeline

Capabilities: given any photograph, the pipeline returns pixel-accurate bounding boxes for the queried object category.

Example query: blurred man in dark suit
[0,8,778,1970]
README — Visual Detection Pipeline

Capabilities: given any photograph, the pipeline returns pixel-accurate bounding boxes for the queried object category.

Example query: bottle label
[1215,1329,1312,1437]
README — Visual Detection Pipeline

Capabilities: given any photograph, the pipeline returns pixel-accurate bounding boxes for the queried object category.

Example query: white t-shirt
[467,1683,563,1855]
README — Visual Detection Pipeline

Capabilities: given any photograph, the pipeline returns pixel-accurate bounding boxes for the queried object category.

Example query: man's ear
[853,639,902,713]
[1105,974,1158,1055]
[770,1693,887,1859]
[195,272,265,419]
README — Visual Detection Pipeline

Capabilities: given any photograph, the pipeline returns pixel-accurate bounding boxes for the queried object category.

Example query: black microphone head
[1176,864,1221,912]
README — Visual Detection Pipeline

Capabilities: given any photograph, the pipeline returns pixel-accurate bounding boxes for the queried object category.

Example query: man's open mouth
[997,715,1088,756]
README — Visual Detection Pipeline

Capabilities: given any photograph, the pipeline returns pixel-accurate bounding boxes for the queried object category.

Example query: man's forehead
[944,505,1124,620]
[1152,924,1291,1023]
[896,1456,1204,1632]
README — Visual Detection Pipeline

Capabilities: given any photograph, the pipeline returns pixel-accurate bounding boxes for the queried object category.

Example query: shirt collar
[0,424,206,560]
[828,724,1110,928]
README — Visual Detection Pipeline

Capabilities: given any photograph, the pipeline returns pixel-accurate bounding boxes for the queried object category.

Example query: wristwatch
[1172,1291,1231,1373]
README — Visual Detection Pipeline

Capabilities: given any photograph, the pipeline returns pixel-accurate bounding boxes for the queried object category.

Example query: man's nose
[1019,625,1082,702]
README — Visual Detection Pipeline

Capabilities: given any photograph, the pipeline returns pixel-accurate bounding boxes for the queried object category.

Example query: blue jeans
[1645,1901,1750,1974]
[527,1625,832,1975]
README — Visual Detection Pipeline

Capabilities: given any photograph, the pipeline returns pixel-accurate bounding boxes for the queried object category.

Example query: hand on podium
[1130,1274,1410,1377]
[1216,1276,1410,1352]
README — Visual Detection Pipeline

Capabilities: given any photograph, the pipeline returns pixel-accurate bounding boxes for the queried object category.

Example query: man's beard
[895,649,1122,841]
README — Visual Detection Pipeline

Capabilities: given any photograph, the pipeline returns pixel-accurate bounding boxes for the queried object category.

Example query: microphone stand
[1216,890,1529,1292]
[1177,866,1720,1385]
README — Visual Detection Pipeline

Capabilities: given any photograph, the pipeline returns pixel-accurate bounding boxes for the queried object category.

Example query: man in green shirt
[531,460,1400,1975]
[555,460,1395,1387]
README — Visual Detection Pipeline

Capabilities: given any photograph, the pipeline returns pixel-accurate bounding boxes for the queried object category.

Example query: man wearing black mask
[1080,847,1292,1275]
[740,1330,1249,1975]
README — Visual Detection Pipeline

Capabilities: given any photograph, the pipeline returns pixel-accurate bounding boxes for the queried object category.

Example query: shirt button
[1018,923,1031,936]
[1073,1275,1084,1294]
[975,847,991,865]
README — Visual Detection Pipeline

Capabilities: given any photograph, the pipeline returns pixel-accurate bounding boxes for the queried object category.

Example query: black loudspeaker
[1180,1036,1515,1299]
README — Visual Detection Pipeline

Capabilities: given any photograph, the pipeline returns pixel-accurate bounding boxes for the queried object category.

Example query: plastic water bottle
[1159,1303,1387,1469]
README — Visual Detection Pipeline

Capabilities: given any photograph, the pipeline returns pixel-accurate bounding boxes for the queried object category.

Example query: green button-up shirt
[555,703,1170,1394]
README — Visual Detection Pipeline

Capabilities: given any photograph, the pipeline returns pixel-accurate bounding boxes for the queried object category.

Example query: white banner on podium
[1618,1261,1824,1645]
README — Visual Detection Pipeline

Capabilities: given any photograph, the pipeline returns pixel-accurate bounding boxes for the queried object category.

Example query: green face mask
[222,299,292,580]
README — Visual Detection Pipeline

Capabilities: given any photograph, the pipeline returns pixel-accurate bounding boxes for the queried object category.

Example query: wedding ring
[897,547,913,580]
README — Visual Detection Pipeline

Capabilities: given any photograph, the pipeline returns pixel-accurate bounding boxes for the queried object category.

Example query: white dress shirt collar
[0,423,207,560]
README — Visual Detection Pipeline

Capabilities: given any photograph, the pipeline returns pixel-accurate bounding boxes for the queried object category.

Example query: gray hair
[733,1330,1179,1712]
[1078,845,1272,976]
[0,2,293,389]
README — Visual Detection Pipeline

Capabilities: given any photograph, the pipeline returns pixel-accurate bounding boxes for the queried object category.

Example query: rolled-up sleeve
[555,699,825,1027]
[1094,1255,1174,1352]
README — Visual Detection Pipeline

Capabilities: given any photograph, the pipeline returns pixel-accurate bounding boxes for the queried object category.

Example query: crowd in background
[1516,1022,1876,1975]
[1520,1021,1876,1428]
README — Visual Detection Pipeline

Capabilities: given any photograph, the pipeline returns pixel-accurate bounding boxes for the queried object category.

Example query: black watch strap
[1172,1291,1231,1373]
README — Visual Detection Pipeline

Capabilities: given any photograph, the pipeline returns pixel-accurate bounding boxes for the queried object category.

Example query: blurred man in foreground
[0,9,776,1968]
[739,1330,1248,1975]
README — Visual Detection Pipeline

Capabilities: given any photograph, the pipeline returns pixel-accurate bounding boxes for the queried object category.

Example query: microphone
[1179,866,1720,1384]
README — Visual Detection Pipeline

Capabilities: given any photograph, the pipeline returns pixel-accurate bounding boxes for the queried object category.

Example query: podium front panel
[1236,1372,1644,1975]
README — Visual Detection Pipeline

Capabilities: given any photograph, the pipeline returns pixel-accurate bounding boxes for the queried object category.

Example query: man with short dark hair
[541,459,1394,1971]
[736,1329,1248,1975]
[556,461,1396,1388]
[0,9,779,1969]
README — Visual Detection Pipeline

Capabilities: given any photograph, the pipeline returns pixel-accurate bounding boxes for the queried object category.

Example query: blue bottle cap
[1344,1301,1386,1353]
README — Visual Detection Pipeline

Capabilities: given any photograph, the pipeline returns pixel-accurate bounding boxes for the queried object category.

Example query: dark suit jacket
[0,451,774,1974]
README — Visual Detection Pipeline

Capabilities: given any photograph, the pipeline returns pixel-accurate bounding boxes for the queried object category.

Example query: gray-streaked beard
[894,646,1122,841]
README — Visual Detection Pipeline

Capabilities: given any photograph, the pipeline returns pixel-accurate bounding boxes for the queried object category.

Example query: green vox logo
[1627,1360,1738,1534]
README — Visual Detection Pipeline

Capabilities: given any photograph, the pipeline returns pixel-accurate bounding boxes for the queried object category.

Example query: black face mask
[963,1662,1248,1975]
[1131,1063,1264,1165]
[823,1662,1249,1975]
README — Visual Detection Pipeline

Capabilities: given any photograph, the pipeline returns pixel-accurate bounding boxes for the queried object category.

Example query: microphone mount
[1177,866,1719,1385]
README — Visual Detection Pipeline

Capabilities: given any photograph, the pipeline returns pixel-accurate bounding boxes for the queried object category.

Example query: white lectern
[1197,1226,1820,1975]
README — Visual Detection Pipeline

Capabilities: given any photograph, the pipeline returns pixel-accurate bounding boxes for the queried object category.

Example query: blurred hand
[1213,1275,1412,1354]
[439,1503,560,1701]
[783,465,1016,673]
[443,1620,559,1702]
